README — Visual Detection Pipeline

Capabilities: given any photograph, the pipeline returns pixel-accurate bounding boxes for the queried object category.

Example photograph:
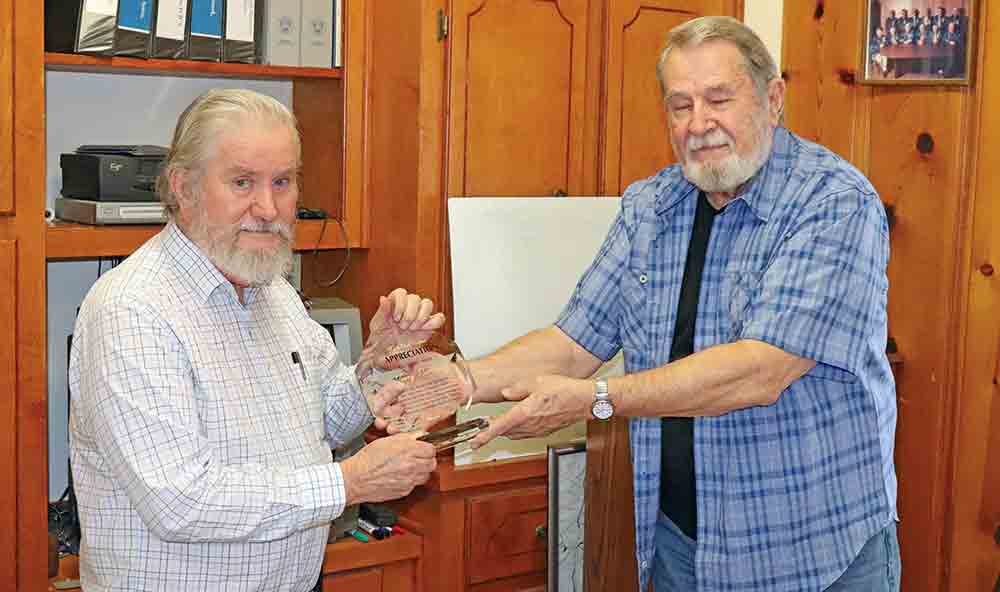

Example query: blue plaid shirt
[557,128,898,591]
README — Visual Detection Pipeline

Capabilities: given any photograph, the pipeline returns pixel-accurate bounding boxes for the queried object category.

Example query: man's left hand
[369,287,446,336]
[467,375,592,448]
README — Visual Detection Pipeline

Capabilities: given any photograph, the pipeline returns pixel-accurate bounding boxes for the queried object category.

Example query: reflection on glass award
[357,328,476,432]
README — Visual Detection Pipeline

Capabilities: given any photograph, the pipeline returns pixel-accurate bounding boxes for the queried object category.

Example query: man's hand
[369,288,445,336]
[340,433,437,505]
[468,375,593,448]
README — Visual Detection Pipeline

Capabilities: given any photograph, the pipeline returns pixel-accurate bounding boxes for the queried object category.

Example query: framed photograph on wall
[862,1,976,85]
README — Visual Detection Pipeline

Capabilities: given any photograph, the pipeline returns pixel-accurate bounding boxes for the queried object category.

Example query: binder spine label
[191,0,223,38]
[226,0,255,43]
[156,0,188,41]
[85,0,119,17]
[118,0,153,33]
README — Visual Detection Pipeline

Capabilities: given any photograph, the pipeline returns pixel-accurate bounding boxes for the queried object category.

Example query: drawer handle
[536,525,547,539]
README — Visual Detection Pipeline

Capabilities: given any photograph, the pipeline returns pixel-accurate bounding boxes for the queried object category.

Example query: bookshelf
[45,52,342,81]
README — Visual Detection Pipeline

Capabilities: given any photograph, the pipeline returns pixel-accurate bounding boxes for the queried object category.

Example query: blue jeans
[652,512,901,591]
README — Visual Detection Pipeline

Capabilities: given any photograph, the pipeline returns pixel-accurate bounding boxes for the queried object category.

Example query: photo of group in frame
[863,1,975,85]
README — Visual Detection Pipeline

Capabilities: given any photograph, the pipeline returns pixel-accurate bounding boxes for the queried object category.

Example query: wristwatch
[591,379,615,420]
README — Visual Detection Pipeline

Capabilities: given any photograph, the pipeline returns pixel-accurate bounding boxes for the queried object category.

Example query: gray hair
[656,16,779,100]
[156,88,301,218]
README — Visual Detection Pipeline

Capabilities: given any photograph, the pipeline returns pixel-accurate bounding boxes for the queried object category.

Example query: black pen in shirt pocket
[291,351,308,382]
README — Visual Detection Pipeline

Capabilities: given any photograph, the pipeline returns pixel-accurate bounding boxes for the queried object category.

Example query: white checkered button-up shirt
[69,222,372,591]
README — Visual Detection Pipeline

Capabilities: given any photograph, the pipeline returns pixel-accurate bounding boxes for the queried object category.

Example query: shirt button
[638,274,648,284]
[641,560,649,569]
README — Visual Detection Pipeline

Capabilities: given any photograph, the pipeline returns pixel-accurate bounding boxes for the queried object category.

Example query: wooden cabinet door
[445,0,597,197]
[0,241,15,592]
[602,0,742,194]
[0,0,11,215]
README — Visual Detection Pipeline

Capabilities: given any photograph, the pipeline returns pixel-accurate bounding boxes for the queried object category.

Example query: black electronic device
[60,145,168,202]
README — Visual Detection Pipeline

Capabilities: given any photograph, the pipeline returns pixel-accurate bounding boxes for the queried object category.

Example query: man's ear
[767,77,786,126]
[169,168,194,224]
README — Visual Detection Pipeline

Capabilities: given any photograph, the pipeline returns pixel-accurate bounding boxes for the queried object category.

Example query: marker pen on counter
[348,529,369,543]
[357,518,389,540]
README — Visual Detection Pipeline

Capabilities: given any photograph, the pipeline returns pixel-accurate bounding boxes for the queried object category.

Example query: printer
[59,145,168,202]
[55,145,169,225]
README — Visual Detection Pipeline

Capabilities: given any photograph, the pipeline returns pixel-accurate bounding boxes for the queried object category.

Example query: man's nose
[688,102,716,136]
[251,186,279,220]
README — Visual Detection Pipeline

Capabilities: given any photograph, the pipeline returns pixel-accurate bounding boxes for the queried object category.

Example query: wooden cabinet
[603,0,738,194]
[0,0,11,216]
[0,240,17,592]
[320,533,421,592]
[445,0,598,198]
[390,456,549,592]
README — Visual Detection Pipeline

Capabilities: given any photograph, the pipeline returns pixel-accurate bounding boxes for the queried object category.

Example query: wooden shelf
[45,52,342,81]
[46,219,351,260]
[322,530,421,574]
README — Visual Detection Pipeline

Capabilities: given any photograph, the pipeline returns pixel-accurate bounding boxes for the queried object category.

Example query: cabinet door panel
[604,0,738,194]
[0,0,12,215]
[447,0,594,197]
[0,240,16,592]
[466,485,547,584]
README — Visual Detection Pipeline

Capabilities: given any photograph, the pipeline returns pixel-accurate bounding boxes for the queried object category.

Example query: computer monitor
[307,296,363,365]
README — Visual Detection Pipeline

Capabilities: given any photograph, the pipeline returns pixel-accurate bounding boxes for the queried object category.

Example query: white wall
[744,0,784,67]
[46,72,292,499]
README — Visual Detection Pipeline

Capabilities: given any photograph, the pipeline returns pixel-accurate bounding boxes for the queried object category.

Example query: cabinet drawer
[466,485,547,584]
[323,567,381,591]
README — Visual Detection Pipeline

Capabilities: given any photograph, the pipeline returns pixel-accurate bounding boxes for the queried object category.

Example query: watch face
[592,399,614,420]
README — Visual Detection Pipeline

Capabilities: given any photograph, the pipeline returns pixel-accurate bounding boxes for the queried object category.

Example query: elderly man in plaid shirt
[70,89,442,592]
[462,16,900,592]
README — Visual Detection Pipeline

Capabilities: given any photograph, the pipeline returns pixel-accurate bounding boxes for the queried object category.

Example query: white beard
[676,113,772,194]
[186,210,294,287]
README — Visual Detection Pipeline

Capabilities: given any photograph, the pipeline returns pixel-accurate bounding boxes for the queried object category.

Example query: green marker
[349,529,369,543]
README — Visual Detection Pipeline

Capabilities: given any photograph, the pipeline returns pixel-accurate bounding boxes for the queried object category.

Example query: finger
[373,416,388,431]
[469,406,526,448]
[389,288,409,322]
[400,294,422,328]
[416,298,434,323]
[419,312,446,331]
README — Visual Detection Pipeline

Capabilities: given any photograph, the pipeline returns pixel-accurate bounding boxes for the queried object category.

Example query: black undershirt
[660,191,719,540]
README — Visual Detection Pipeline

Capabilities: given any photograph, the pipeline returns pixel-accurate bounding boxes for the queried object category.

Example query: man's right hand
[340,432,437,505]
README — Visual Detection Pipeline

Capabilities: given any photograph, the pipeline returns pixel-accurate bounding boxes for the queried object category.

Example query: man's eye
[710,98,731,105]
[274,177,290,189]
[671,104,692,113]
[233,178,252,189]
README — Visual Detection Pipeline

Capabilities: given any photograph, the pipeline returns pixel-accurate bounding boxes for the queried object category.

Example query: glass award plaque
[357,327,477,433]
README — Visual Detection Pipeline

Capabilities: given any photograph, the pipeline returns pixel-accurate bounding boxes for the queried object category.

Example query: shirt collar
[161,222,253,305]
[654,126,796,222]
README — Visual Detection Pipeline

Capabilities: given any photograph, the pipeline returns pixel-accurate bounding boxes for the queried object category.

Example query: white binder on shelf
[300,0,334,68]
[260,0,300,66]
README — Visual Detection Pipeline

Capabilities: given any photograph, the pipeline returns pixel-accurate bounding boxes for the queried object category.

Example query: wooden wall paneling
[780,0,869,165]
[584,417,638,592]
[0,0,11,215]
[445,0,595,198]
[0,240,16,591]
[868,85,968,592]
[14,0,48,588]
[946,2,1000,589]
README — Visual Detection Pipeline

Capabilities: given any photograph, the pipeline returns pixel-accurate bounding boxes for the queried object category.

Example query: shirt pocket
[721,270,762,340]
